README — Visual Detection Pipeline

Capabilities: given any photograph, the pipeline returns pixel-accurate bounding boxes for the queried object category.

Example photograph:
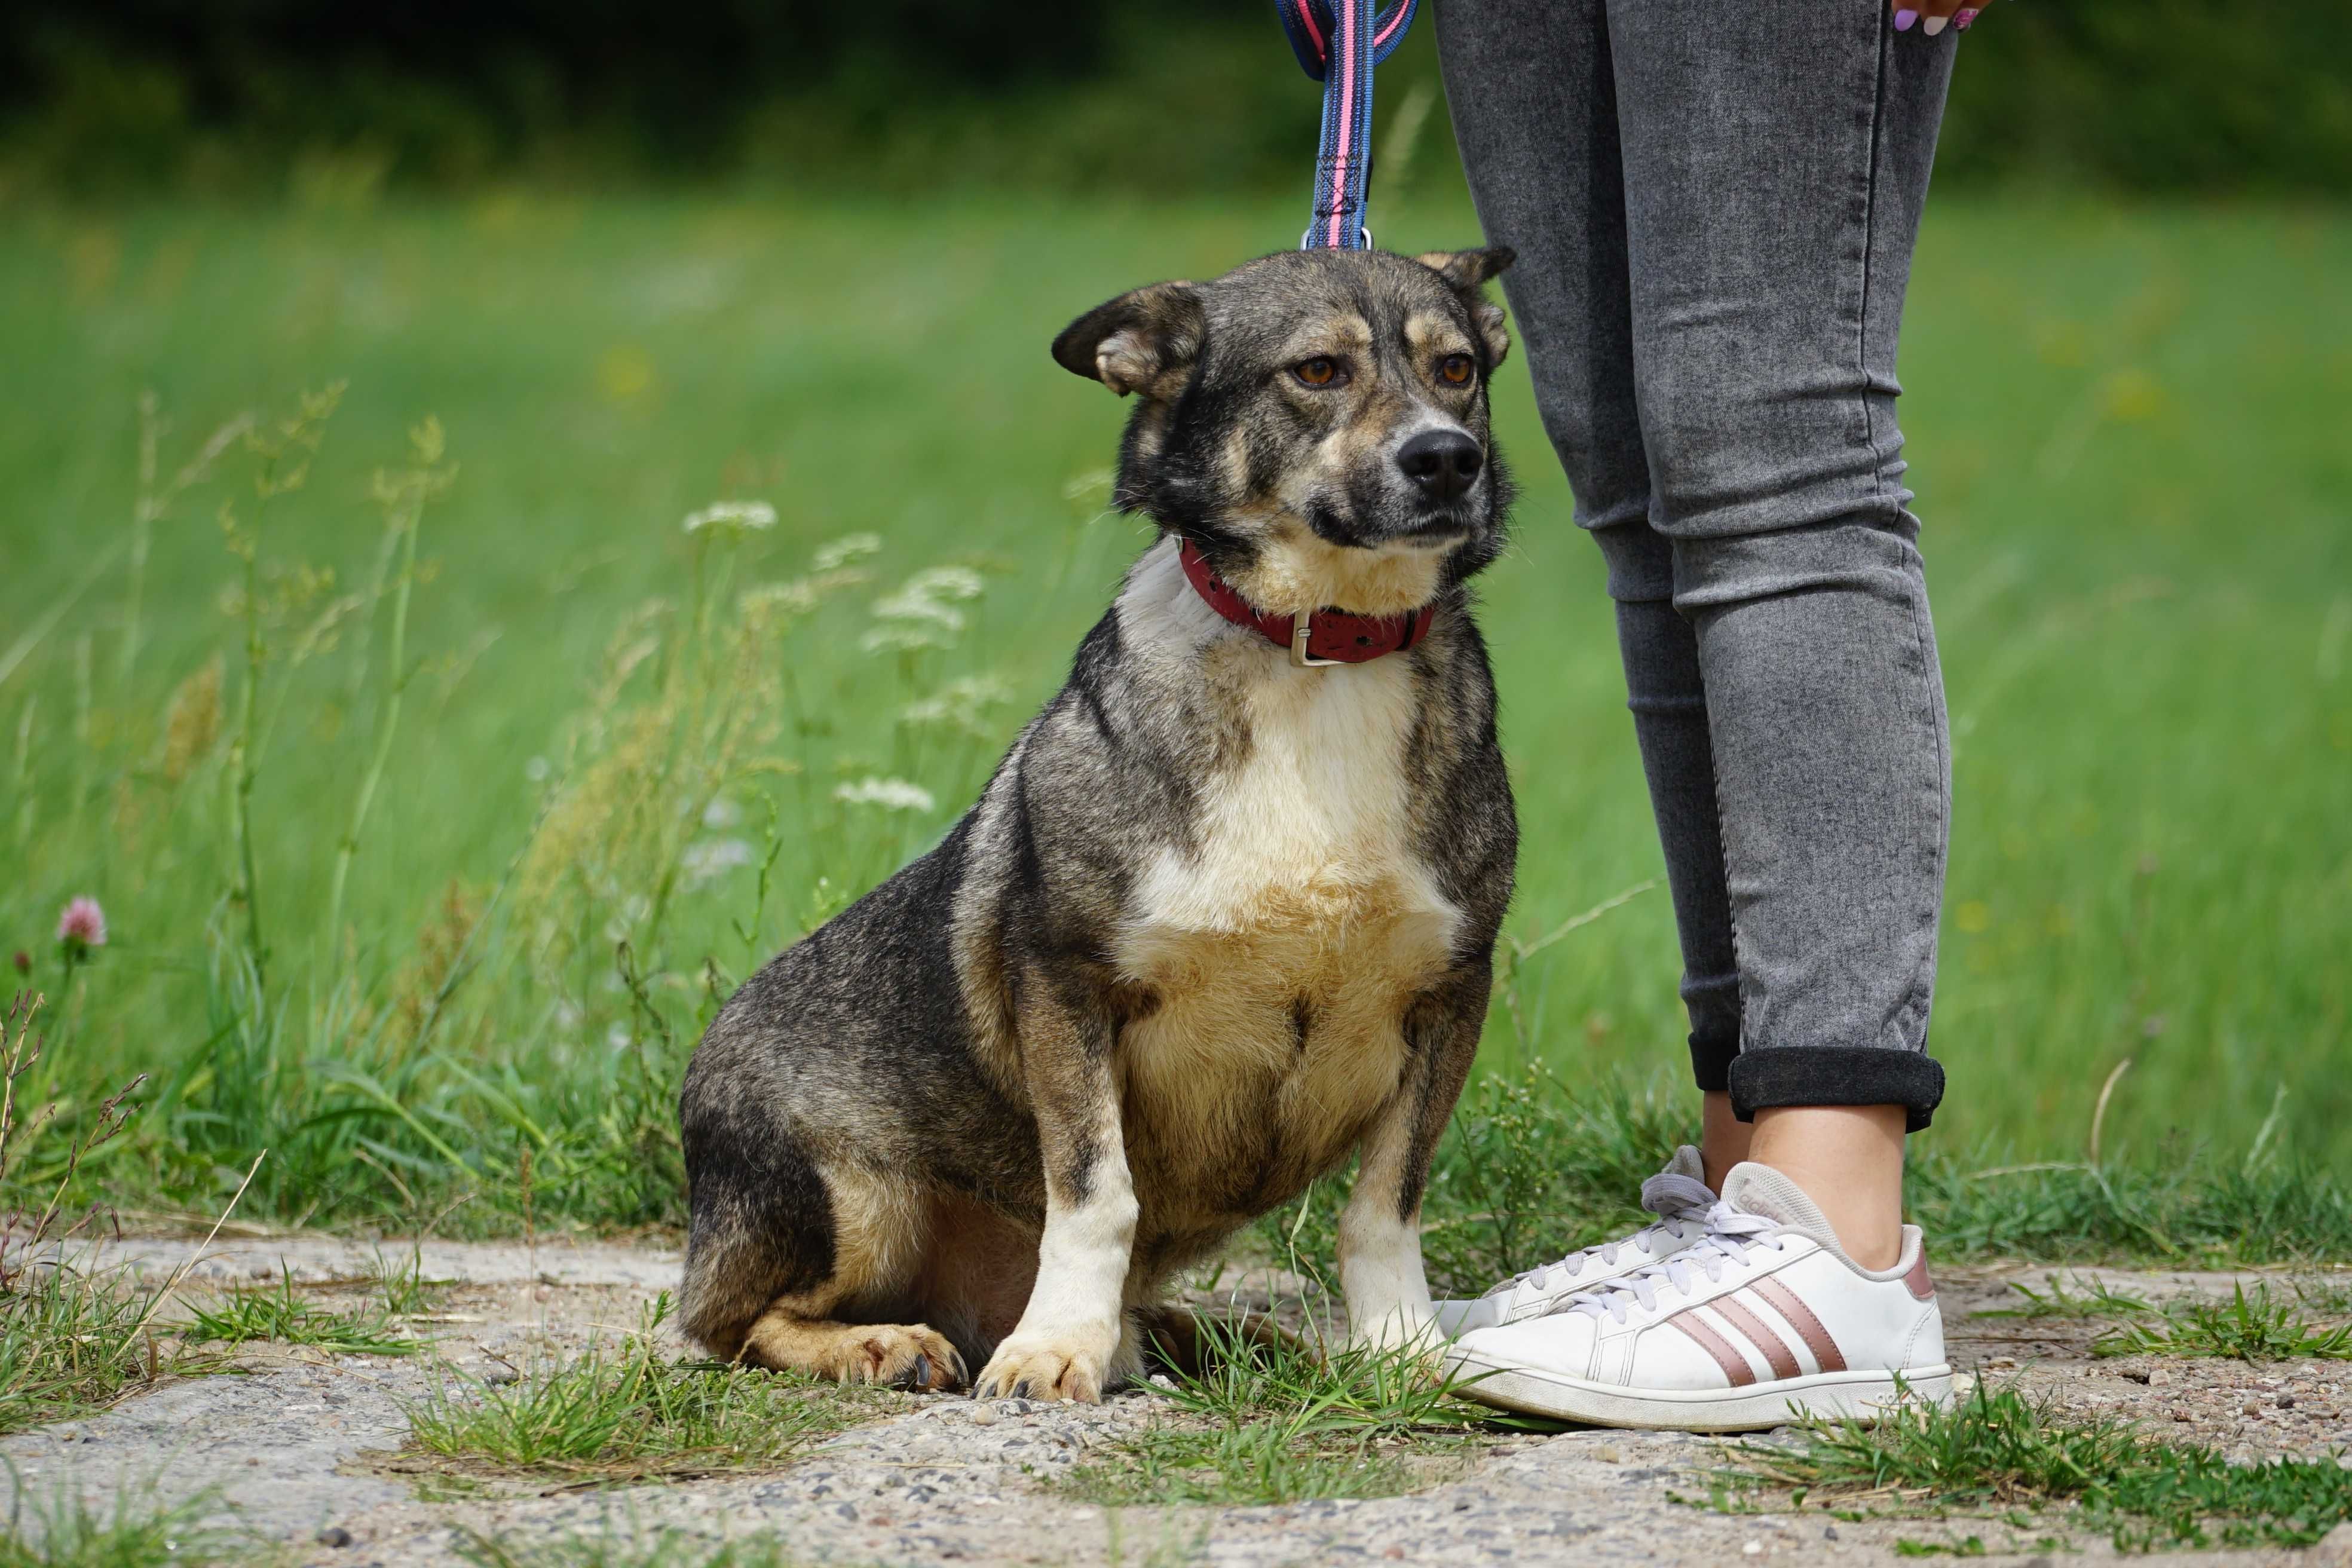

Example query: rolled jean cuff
[1689,1033,1739,1094]
[1727,1046,1944,1134]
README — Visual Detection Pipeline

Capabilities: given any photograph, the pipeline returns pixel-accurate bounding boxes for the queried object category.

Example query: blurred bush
[2,0,2345,197]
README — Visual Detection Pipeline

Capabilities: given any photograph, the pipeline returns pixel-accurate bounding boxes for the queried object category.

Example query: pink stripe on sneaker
[1670,1313,1756,1388]
[1754,1276,1846,1374]
[1712,1296,1802,1381]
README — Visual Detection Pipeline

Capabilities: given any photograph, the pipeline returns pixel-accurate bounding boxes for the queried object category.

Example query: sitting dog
[678,245,1520,1401]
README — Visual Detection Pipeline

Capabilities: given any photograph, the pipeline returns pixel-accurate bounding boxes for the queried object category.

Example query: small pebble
[2279,1394,2298,1409]
[2146,1368,2170,1388]
[969,1407,999,1426]
[1742,1543,1763,1557]
[2242,1399,2262,1416]
[1824,1525,1839,1541]
[316,1526,353,1548]
[2173,1408,2194,1422]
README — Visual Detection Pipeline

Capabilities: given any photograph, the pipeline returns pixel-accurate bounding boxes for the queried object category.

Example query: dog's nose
[1395,430,1483,501]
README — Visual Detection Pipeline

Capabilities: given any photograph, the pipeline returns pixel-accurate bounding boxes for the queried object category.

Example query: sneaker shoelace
[1482,1171,1717,1301]
[1563,1200,1790,1324]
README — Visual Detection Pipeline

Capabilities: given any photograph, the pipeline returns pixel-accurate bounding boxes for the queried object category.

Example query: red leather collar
[1178,539,1435,667]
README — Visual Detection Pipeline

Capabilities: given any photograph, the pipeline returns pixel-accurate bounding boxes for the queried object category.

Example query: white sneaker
[1445,1162,1952,1431]
[1431,1146,1717,1339]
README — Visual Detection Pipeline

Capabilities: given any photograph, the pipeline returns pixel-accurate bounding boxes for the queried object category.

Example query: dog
[678,244,1520,1401]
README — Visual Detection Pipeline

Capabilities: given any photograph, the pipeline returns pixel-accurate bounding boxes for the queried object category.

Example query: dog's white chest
[1112,659,1463,1119]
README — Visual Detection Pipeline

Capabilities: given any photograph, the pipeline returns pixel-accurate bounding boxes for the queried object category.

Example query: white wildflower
[681,837,755,886]
[833,776,935,813]
[860,621,955,654]
[741,565,871,630]
[873,566,985,630]
[681,500,777,534]
[906,565,985,602]
[702,797,743,829]
[902,674,1015,734]
[813,532,883,571]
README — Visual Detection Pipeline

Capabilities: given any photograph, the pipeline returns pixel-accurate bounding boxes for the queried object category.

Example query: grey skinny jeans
[1437,0,1955,1129]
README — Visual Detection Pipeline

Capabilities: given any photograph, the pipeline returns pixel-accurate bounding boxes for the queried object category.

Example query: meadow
[1,186,2347,1252]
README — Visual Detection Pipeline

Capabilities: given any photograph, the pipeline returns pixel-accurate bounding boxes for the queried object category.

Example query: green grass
[1057,1311,1515,1507]
[453,1533,824,1568]
[402,1296,881,1483]
[1973,1275,2352,1360]
[2090,1283,2352,1362]
[0,993,187,1434]
[0,189,2346,1244]
[179,1266,428,1358]
[0,1270,177,1436]
[1732,1379,2352,1552]
[1975,1275,2157,1320]
[0,1486,253,1568]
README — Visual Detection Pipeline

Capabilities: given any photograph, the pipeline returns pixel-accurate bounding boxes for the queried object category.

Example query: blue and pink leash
[1273,0,1422,251]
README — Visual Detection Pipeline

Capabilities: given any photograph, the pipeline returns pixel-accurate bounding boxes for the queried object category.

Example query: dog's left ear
[1415,247,1515,369]
[1052,281,1205,398]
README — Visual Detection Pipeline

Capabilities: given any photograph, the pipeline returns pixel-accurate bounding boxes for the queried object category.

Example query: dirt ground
[7,1235,2348,1567]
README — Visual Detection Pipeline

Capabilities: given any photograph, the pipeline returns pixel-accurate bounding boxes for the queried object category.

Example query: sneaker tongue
[1719,1162,1841,1250]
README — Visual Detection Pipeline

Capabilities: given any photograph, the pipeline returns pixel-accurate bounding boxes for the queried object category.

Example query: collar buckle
[1289,613,1342,669]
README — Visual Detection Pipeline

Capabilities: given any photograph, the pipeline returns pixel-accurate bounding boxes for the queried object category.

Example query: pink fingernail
[1894,9,1918,30]
[1954,7,1978,27]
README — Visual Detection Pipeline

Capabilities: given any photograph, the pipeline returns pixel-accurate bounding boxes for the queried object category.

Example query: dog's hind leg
[739,1303,966,1391]
[680,1118,964,1390]
[739,1171,968,1391]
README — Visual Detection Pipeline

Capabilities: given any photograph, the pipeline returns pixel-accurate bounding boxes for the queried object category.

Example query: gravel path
[7,1236,2345,1566]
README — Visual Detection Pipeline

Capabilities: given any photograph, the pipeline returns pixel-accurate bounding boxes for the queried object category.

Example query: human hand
[1891,0,1988,35]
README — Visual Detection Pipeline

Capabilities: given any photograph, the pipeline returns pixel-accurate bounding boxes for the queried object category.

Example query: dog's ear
[1052,281,1205,398]
[1414,247,1515,370]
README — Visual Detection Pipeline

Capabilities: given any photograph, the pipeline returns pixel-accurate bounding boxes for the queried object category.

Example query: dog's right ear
[1052,282,1205,398]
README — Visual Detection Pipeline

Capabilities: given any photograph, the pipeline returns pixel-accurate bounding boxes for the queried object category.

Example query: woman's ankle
[1743,1103,1909,1269]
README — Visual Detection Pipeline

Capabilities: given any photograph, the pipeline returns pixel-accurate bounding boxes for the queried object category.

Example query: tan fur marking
[1404,313,1477,365]
[1223,510,1451,616]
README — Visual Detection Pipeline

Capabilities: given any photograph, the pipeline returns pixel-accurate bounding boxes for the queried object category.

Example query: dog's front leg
[973,976,1135,1403]
[1338,970,1490,1353]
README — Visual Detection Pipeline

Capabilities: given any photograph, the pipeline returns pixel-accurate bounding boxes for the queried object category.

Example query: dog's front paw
[973,1331,1116,1403]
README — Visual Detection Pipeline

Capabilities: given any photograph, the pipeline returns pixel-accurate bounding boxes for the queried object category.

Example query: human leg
[1438,0,1744,1126]
[1601,0,1958,1266]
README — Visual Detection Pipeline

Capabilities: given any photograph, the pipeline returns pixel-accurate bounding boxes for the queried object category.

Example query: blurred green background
[1,2,2346,1230]
[5,0,2350,197]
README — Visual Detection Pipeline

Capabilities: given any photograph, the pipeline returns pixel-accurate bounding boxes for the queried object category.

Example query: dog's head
[1053,247,1515,617]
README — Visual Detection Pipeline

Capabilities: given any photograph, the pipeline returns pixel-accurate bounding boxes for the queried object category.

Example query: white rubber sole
[1448,1352,1955,1432]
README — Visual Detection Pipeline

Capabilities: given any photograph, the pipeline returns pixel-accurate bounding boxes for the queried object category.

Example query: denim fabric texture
[1436,0,1956,1131]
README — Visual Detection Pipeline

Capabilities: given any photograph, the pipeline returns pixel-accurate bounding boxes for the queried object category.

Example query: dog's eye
[1292,357,1343,387]
[1438,354,1475,385]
